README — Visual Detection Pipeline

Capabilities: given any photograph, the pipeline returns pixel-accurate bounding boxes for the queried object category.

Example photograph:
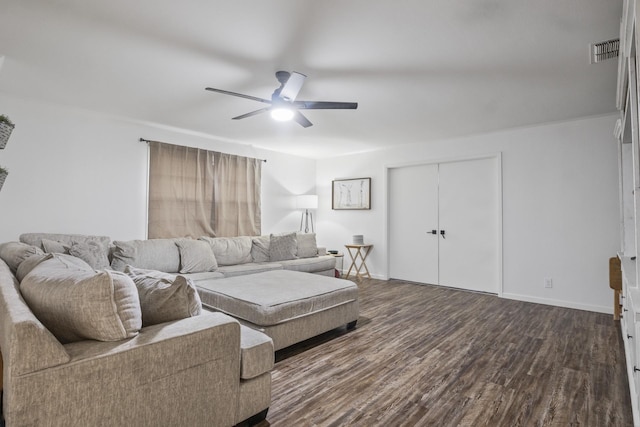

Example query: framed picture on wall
[332,177,371,210]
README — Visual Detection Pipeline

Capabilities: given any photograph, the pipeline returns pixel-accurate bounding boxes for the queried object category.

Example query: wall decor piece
[0,115,14,150]
[0,167,7,192]
[332,177,371,210]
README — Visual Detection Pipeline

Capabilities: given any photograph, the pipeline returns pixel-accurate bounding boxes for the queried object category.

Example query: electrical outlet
[544,278,553,288]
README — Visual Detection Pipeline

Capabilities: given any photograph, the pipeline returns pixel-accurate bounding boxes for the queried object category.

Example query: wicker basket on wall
[0,169,7,192]
[0,117,15,150]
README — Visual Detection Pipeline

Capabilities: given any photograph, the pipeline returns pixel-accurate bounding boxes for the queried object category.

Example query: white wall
[0,94,315,242]
[316,114,620,313]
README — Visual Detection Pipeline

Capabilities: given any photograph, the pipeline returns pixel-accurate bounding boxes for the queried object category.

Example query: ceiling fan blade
[294,101,358,110]
[232,107,271,120]
[293,111,313,128]
[205,87,271,104]
[279,72,306,102]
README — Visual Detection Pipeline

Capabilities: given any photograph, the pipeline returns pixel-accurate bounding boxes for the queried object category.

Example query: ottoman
[196,270,359,351]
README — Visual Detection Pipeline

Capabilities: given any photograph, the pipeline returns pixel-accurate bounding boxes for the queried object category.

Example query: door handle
[428,230,437,235]
[440,230,446,239]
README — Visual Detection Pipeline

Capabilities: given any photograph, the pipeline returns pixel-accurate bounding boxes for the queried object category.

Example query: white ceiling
[0,0,623,159]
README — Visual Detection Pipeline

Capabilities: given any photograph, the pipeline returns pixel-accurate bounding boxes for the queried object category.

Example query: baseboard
[501,292,612,314]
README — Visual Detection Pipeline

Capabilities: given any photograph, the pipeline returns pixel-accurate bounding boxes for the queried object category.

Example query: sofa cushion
[0,242,44,274]
[111,239,182,273]
[251,236,270,263]
[69,241,111,269]
[239,324,274,380]
[125,266,202,326]
[20,254,141,343]
[175,240,218,274]
[199,236,252,266]
[278,255,336,274]
[196,270,358,326]
[269,232,297,262]
[296,233,318,258]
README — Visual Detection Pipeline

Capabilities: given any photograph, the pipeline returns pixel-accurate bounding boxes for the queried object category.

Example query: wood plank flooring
[256,278,633,427]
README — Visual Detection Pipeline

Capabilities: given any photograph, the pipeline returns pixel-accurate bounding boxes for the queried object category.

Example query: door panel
[438,157,499,293]
[389,164,439,284]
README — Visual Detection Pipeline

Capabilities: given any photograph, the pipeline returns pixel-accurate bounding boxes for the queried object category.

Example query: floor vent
[590,38,620,63]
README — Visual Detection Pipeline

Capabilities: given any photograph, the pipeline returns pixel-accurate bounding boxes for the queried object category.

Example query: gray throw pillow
[69,241,111,270]
[0,241,45,274]
[269,232,298,262]
[16,253,53,282]
[124,266,203,327]
[41,238,70,254]
[20,254,142,343]
[175,240,218,273]
[251,236,270,262]
[296,233,318,258]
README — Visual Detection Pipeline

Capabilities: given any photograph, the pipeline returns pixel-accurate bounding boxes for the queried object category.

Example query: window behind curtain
[148,141,261,238]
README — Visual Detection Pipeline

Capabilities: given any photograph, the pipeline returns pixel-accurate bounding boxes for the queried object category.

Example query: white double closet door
[389,156,500,293]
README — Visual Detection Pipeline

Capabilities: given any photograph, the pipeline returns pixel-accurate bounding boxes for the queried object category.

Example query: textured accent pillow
[198,236,253,266]
[269,232,298,262]
[175,240,218,273]
[16,253,53,282]
[251,236,270,263]
[0,242,45,274]
[20,255,142,343]
[69,241,111,270]
[41,238,70,254]
[296,233,318,258]
[124,266,202,327]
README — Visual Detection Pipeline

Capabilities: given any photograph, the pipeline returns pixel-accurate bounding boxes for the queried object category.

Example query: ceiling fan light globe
[271,108,294,122]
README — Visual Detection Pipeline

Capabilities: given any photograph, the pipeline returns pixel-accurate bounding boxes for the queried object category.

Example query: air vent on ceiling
[590,38,619,64]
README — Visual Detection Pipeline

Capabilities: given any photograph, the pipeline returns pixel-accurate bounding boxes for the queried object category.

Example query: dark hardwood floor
[257,278,633,426]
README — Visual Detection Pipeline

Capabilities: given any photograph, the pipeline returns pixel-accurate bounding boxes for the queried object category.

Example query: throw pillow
[269,232,298,262]
[20,254,141,343]
[296,233,318,258]
[251,236,270,262]
[124,266,202,327]
[41,238,70,254]
[16,253,53,282]
[0,241,45,274]
[175,240,218,274]
[69,240,111,270]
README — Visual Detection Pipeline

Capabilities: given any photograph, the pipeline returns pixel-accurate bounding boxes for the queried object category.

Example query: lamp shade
[296,195,318,209]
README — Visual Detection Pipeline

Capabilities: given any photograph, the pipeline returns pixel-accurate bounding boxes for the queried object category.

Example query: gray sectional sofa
[0,231,360,425]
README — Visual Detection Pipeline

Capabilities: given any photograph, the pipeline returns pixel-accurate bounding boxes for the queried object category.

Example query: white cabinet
[617,2,640,424]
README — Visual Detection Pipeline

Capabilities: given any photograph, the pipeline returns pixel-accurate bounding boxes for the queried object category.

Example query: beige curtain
[148,142,216,238]
[213,152,262,237]
[147,141,261,238]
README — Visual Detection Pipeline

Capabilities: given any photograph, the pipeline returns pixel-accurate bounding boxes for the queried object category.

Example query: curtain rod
[139,138,267,163]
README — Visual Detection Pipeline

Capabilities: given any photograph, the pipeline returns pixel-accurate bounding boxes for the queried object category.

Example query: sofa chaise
[0,253,273,426]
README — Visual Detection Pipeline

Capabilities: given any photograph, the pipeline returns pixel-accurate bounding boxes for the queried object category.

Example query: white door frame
[383,152,503,296]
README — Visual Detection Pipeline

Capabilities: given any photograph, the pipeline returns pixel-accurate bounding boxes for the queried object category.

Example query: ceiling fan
[205,71,358,128]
